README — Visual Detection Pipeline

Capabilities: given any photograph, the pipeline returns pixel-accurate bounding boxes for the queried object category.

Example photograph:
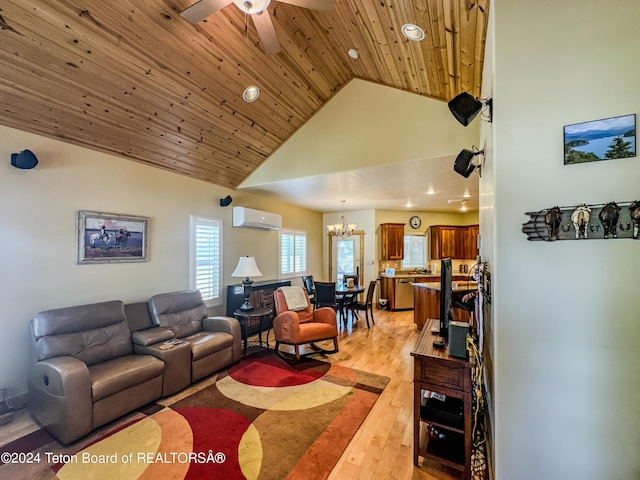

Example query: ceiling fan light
[243,86,260,102]
[401,23,425,42]
[232,0,271,14]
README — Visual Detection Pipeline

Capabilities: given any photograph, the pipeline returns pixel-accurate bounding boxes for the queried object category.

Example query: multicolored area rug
[1,352,389,480]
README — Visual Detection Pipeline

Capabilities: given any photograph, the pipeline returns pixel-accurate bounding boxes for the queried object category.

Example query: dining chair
[339,274,361,323]
[350,281,377,328]
[314,281,338,309]
[301,275,316,306]
[314,281,348,322]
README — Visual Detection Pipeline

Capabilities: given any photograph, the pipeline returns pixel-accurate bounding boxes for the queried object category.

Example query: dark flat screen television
[439,258,453,341]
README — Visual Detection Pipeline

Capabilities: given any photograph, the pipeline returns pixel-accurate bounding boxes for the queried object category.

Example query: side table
[233,306,273,357]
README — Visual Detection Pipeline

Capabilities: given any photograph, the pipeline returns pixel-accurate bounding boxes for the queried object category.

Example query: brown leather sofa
[147,290,242,382]
[28,290,241,445]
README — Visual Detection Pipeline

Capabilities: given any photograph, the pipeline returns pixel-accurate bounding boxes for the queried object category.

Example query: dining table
[335,284,365,323]
[335,284,365,296]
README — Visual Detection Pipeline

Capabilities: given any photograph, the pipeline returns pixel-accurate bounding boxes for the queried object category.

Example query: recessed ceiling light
[426,188,436,195]
[242,86,260,103]
[401,23,425,42]
[348,48,359,59]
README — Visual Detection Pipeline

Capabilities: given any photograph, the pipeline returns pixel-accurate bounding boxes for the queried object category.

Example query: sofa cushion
[124,302,155,332]
[31,301,133,365]
[183,332,235,361]
[148,290,208,338]
[156,306,207,338]
[89,355,164,402]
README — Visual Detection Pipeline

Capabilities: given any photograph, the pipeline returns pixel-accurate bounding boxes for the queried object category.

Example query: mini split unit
[233,207,282,230]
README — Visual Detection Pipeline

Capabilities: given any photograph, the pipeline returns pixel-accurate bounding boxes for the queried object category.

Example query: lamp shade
[231,256,262,278]
[448,92,483,127]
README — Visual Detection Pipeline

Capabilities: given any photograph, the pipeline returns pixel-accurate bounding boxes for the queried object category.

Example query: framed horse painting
[76,211,149,264]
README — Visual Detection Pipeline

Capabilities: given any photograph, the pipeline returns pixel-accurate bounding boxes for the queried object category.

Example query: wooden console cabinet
[411,320,473,479]
[226,279,290,336]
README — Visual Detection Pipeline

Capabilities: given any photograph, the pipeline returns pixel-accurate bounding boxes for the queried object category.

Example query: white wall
[492,1,640,479]
[242,78,479,187]
[322,209,377,285]
[0,126,323,398]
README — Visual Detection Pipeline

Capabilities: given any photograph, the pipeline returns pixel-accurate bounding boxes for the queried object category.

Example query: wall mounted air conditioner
[232,206,282,230]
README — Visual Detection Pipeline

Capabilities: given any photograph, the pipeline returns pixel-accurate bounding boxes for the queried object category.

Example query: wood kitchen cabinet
[429,226,459,259]
[380,223,405,260]
[429,225,478,260]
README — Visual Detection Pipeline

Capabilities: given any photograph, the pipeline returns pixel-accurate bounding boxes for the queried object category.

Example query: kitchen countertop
[379,273,440,279]
[411,281,478,292]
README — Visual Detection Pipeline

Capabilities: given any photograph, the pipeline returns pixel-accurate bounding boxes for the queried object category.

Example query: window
[402,234,427,269]
[189,215,222,306]
[280,229,307,278]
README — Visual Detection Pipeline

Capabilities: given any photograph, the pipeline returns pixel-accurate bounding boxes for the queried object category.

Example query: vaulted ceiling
[0,0,489,190]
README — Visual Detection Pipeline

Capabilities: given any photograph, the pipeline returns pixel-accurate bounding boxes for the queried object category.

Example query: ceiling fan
[180,0,334,55]
[448,198,470,210]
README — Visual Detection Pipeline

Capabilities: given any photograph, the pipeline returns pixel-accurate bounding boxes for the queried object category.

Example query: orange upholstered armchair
[273,286,339,360]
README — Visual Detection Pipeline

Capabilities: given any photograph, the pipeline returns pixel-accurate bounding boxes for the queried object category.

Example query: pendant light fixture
[327,200,357,238]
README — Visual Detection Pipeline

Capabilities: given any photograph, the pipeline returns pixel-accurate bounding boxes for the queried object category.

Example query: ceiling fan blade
[180,0,232,23]
[276,0,335,12]
[252,11,281,55]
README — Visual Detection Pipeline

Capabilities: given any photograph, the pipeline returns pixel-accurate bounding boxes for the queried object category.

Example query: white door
[332,236,360,285]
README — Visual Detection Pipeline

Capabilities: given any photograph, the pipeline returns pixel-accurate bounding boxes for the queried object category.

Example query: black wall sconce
[454,148,484,178]
[448,92,493,126]
[10,149,39,169]
[220,195,232,207]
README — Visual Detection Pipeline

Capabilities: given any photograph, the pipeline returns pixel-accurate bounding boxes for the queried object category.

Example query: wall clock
[410,216,422,229]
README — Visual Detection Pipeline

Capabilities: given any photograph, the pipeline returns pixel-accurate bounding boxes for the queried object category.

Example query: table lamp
[231,256,262,311]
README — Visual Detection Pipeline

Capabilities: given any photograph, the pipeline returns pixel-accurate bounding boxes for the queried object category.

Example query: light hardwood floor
[0,308,462,480]
[311,308,462,480]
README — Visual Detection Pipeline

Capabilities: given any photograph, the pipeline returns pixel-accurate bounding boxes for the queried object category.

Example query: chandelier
[327,200,357,238]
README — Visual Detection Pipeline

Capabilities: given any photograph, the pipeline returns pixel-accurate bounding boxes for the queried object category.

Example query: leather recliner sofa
[28,290,241,445]
[147,290,242,382]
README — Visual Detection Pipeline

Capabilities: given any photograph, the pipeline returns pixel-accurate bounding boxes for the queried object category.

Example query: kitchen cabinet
[462,225,479,260]
[380,275,433,311]
[429,225,478,260]
[379,277,395,309]
[380,223,405,260]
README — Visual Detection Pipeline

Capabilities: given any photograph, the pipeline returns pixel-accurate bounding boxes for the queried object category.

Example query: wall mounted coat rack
[522,200,640,241]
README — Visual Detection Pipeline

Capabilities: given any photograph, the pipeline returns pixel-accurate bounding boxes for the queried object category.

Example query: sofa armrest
[313,307,338,327]
[132,327,175,346]
[202,316,242,362]
[28,356,92,445]
[202,315,241,337]
[273,311,301,343]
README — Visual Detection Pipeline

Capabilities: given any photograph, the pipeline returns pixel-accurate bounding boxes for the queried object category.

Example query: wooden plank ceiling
[0,0,489,189]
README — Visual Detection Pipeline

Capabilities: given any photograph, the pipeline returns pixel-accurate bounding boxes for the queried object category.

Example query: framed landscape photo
[77,211,148,264]
[564,114,636,165]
